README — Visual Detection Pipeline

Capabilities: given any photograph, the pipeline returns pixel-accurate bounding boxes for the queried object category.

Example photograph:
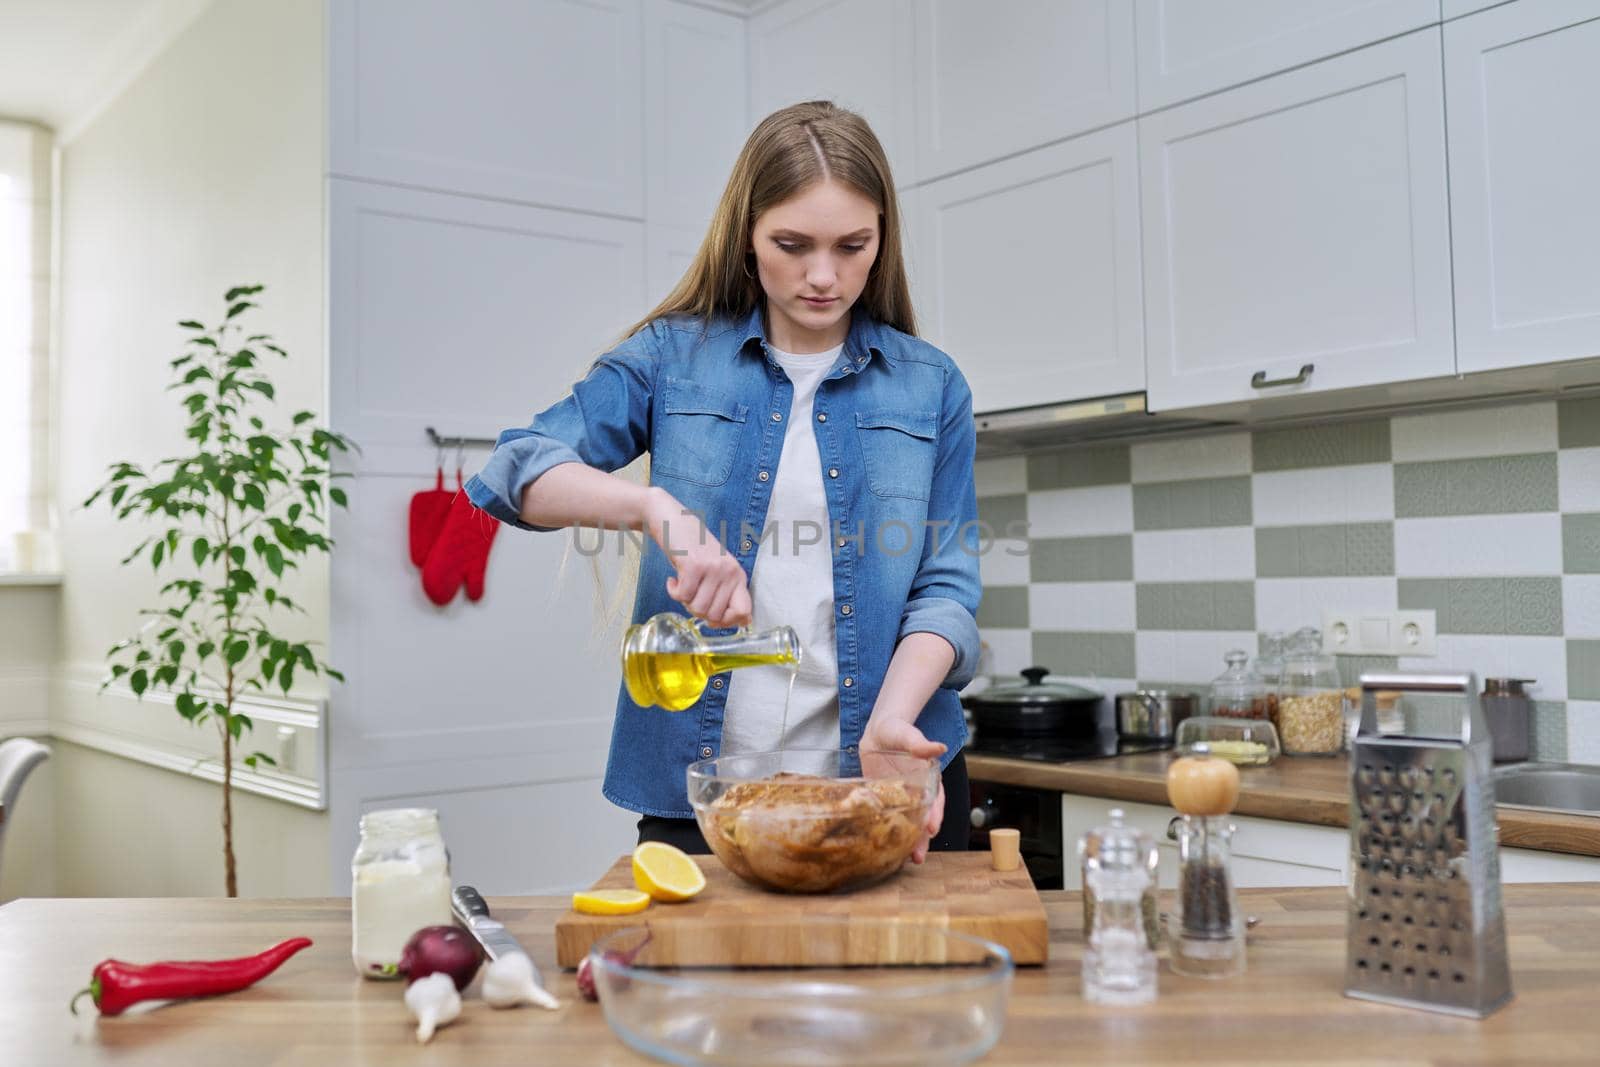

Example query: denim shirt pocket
[652,377,750,486]
[856,409,938,501]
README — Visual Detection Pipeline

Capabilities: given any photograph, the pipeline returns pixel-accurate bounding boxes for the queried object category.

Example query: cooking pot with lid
[961,667,1104,740]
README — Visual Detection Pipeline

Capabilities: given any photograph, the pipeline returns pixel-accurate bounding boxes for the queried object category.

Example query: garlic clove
[405,971,462,1043]
[482,952,560,1010]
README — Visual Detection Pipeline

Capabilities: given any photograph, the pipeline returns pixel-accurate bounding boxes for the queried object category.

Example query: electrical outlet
[1321,609,1436,657]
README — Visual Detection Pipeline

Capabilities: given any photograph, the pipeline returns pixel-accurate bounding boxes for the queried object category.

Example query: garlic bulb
[404,971,461,1043]
[482,952,560,1010]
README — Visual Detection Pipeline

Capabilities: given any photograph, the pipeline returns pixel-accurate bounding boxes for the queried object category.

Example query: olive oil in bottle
[620,613,802,712]
[623,650,799,712]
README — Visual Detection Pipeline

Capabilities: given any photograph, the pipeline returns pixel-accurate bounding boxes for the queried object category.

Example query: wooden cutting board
[554,850,1048,968]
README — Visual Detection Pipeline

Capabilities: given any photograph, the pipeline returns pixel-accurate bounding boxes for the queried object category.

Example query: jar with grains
[1207,649,1272,720]
[1277,629,1344,756]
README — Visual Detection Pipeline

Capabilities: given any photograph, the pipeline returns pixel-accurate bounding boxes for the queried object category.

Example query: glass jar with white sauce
[351,808,453,978]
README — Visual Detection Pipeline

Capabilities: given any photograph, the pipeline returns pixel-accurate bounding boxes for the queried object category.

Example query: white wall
[44,0,329,896]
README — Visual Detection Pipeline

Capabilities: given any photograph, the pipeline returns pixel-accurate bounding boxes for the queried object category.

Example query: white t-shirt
[721,343,843,756]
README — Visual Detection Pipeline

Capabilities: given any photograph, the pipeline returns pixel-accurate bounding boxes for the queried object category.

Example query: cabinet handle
[1250,363,1314,389]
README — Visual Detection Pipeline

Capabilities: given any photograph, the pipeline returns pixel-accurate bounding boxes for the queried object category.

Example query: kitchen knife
[451,885,524,961]
[452,884,559,1009]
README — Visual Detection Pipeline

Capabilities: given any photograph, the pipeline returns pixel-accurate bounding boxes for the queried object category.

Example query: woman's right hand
[643,487,752,629]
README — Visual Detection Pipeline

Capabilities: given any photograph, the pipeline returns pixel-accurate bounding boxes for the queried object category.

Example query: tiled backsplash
[974,396,1600,764]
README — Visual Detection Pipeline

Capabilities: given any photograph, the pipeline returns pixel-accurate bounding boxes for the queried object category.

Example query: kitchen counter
[967,752,1600,858]
[8,885,1600,1066]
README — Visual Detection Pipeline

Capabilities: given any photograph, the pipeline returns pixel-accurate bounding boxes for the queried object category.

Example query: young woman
[466,101,979,863]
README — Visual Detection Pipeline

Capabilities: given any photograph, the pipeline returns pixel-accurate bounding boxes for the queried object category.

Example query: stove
[966,730,1174,891]
[967,730,1172,763]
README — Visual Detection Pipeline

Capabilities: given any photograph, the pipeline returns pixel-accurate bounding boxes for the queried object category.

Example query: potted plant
[84,285,354,896]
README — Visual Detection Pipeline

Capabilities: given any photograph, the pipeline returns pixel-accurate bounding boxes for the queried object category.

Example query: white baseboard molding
[55,663,328,810]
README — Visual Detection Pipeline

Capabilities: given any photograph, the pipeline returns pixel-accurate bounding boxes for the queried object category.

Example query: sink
[1493,763,1600,815]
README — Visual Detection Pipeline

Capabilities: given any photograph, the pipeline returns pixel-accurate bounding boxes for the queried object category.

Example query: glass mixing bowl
[687,748,939,893]
[588,924,1013,1067]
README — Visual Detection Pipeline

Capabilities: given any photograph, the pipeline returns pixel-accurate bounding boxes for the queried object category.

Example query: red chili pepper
[70,937,312,1016]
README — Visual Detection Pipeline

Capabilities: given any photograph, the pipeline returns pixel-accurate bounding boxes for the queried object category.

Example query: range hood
[973,392,1234,457]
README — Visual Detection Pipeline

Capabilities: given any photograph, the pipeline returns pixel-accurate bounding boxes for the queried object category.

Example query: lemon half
[632,841,707,903]
[572,888,652,916]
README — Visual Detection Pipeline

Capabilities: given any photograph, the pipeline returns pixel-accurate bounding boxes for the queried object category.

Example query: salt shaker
[1166,745,1246,978]
[1080,808,1159,1005]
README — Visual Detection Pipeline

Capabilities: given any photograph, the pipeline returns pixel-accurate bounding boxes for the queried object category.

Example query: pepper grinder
[1080,809,1159,1005]
[1166,744,1246,978]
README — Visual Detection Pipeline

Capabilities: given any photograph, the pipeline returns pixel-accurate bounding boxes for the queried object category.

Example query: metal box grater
[1344,672,1512,1018]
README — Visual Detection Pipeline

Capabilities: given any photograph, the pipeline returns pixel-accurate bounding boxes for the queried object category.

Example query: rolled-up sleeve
[897,366,981,689]
[465,324,659,531]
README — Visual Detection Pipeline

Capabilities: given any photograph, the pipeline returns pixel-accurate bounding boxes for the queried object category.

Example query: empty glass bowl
[687,748,939,893]
[588,924,1013,1067]
[1176,716,1282,766]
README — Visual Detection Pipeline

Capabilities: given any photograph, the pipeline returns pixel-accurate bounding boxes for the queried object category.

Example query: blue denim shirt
[466,305,981,817]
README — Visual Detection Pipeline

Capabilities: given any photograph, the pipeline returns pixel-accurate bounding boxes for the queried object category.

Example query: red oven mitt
[421,488,500,605]
[408,468,455,568]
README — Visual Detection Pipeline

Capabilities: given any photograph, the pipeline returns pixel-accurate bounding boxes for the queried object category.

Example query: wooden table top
[966,751,1600,857]
[7,884,1600,1066]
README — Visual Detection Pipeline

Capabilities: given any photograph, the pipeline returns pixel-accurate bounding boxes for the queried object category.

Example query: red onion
[400,926,482,991]
[576,930,652,1002]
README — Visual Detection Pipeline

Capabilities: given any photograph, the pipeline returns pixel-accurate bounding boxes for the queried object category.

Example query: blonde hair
[578,101,916,635]
[625,99,916,339]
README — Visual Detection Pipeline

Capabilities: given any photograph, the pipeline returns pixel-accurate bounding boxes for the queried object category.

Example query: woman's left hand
[859,717,946,865]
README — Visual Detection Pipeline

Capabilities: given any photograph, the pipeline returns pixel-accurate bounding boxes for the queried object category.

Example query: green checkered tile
[1029,535,1134,582]
[1137,582,1256,631]
[977,494,1028,538]
[1393,453,1558,517]
[1565,513,1600,573]
[1026,445,1131,491]
[1252,419,1391,471]
[1398,577,1563,635]
[1255,523,1395,577]
[1571,640,1600,701]
[1532,701,1568,762]
[1132,477,1253,530]
[1558,397,1600,449]
[1336,655,1400,688]
[977,585,1030,629]
[1031,631,1137,679]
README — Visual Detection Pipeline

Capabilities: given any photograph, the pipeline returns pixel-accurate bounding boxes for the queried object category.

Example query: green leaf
[226,301,256,319]
[242,484,266,510]
[168,640,185,661]
[130,669,148,696]
[192,537,209,566]
[196,640,215,659]
[279,662,295,693]
[265,546,284,578]
[226,640,250,665]
[244,752,277,770]
[224,284,263,302]
[230,545,246,566]
[247,380,275,400]
[151,540,165,570]
[325,667,346,683]
[330,487,348,507]
[292,411,314,426]
[175,692,199,719]
[178,319,205,330]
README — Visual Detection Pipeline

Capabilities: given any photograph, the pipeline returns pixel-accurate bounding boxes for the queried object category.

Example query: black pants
[638,750,971,855]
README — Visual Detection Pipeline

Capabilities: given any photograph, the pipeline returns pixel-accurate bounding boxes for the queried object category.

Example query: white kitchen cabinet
[748,0,918,185]
[328,179,645,474]
[1061,795,1349,890]
[912,0,1136,183]
[1060,794,1600,891]
[329,0,645,217]
[1140,29,1455,412]
[1445,0,1600,374]
[1444,0,1516,19]
[913,122,1144,414]
[644,0,747,230]
[1134,0,1440,111]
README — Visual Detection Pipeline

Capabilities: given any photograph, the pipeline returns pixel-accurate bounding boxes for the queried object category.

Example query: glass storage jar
[351,808,453,978]
[1254,632,1288,727]
[1207,649,1271,720]
[1277,630,1344,756]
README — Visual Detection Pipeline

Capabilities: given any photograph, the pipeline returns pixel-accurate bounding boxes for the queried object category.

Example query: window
[0,121,51,573]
